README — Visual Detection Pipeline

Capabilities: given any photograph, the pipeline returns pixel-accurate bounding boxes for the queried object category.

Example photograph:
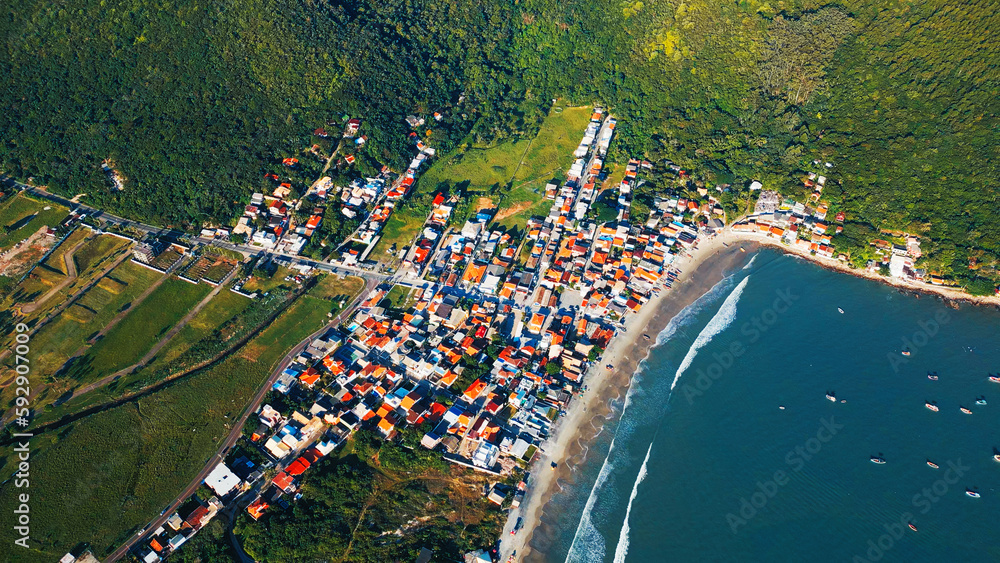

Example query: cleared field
[493,181,554,230]
[380,283,414,310]
[62,277,213,381]
[241,265,296,293]
[43,229,90,274]
[5,261,161,385]
[0,193,69,251]
[374,105,591,260]
[16,263,66,300]
[73,233,130,273]
[141,288,253,373]
[375,209,427,263]
[0,278,356,561]
[310,273,365,301]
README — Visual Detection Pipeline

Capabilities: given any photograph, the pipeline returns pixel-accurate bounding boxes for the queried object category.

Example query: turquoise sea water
[546,249,1000,562]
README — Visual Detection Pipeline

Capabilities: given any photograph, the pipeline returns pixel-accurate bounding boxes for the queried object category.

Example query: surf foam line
[742,252,758,270]
[612,442,652,563]
[564,276,736,562]
[670,275,750,390]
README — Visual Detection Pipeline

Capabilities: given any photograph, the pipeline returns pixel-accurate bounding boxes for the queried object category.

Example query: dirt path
[19,232,92,314]
[87,258,185,346]
[68,267,240,399]
[0,248,132,378]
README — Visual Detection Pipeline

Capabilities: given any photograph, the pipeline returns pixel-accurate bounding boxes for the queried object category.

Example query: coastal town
[104,107,744,563]
[6,106,997,563]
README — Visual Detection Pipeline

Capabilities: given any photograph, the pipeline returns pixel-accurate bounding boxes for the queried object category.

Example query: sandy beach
[503,231,753,561]
[505,227,997,562]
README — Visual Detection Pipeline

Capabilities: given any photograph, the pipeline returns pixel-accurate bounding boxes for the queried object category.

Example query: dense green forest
[1,0,997,287]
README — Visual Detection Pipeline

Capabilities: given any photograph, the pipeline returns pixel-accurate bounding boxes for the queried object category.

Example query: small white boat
[871,456,886,465]
[960,407,972,415]
[838,307,844,314]
[925,402,939,412]
[966,489,981,498]
[926,460,939,469]
[826,392,837,402]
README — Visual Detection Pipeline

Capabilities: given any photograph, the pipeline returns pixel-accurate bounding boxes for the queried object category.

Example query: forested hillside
[1,0,998,284]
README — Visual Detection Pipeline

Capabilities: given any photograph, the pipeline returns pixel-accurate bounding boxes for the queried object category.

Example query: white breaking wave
[565,438,616,562]
[742,253,758,270]
[612,443,653,563]
[670,275,750,389]
[566,273,740,562]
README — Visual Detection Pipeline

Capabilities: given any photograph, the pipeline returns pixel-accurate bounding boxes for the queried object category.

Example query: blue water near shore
[552,249,1000,562]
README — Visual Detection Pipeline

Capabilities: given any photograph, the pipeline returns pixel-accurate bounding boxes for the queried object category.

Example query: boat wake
[612,443,652,563]
[670,275,750,389]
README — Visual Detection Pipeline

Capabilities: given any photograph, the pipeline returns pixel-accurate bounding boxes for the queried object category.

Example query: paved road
[3,177,389,283]
[103,276,377,562]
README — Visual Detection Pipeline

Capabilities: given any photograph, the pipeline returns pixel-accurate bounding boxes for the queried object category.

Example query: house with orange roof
[463,378,488,402]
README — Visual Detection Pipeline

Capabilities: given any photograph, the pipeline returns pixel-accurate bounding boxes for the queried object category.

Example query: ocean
[541,249,1000,562]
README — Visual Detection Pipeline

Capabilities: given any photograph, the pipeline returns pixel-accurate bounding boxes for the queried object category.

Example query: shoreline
[509,228,998,562]
[505,231,753,561]
[726,231,1000,309]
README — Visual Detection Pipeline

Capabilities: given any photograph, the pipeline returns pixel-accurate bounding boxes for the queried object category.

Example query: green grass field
[380,284,414,310]
[73,233,130,274]
[0,193,69,251]
[0,277,353,561]
[310,274,365,302]
[43,229,90,275]
[140,288,253,373]
[3,232,131,328]
[242,265,296,294]
[0,261,162,407]
[373,105,591,260]
[62,277,214,382]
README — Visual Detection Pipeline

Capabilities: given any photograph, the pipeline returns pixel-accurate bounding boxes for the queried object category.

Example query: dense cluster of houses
[149,108,730,562]
[338,140,437,265]
[224,110,717,526]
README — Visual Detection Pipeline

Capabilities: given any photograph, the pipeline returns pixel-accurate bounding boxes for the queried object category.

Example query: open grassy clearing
[0,261,162,407]
[0,274,360,561]
[42,228,89,275]
[0,193,69,251]
[374,208,427,263]
[61,277,213,382]
[37,274,364,424]
[493,180,553,230]
[241,265,296,294]
[3,233,131,329]
[140,288,253,374]
[73,233,130,274]
[373,105,591,260]
[380,283,415,310]
[310,273,365,302]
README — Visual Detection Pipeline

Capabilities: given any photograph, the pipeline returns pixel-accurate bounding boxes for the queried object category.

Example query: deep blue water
[551,249,1000,562]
